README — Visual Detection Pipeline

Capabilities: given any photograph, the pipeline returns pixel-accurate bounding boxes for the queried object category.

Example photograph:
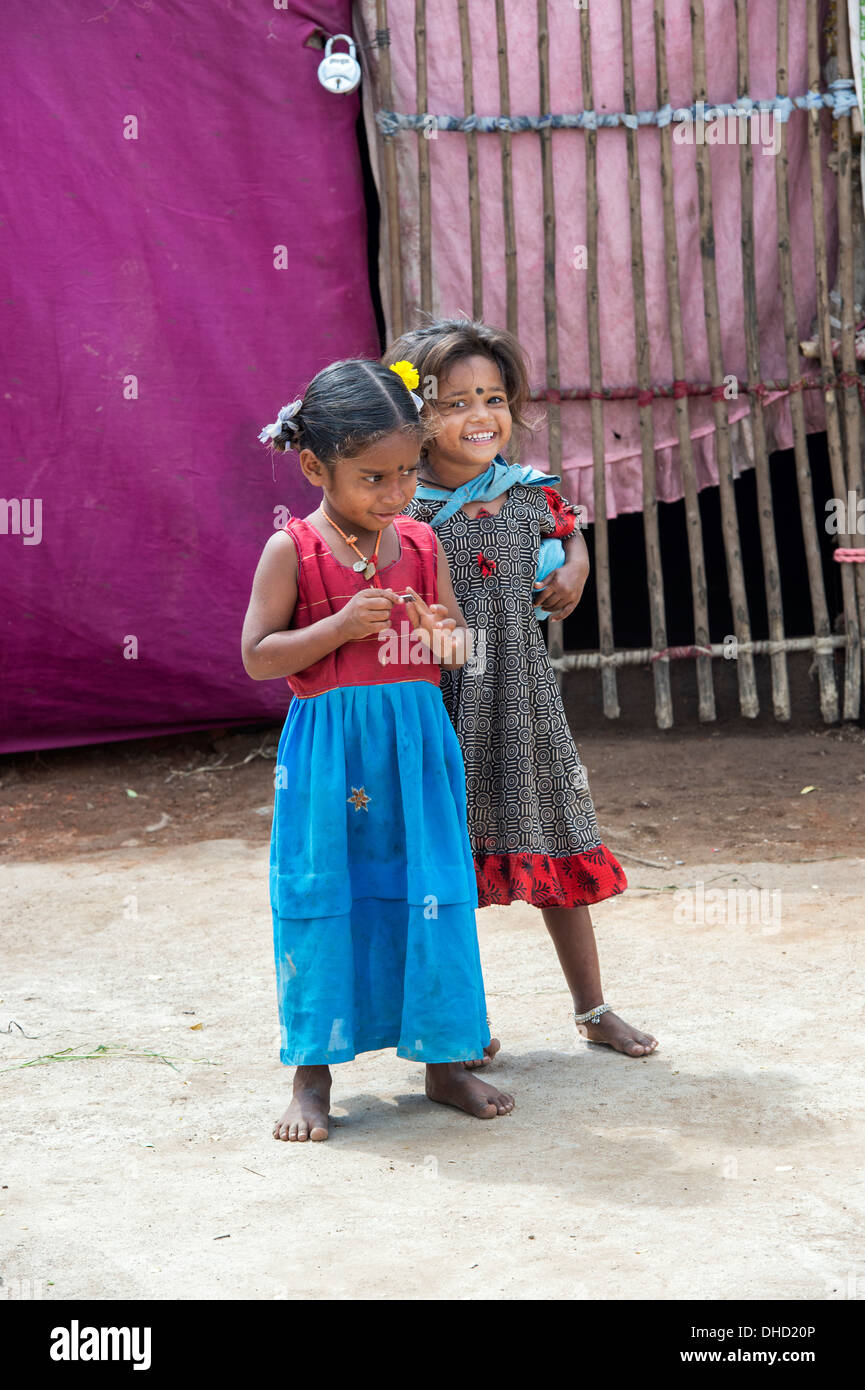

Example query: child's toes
[465,1081,499,1118]
[474,1081,514,1117]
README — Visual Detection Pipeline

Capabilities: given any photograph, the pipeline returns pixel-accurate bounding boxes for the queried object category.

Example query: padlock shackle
[324,33,357,57]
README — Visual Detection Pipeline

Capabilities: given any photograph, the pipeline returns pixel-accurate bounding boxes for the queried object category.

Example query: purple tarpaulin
[0,0,379,753]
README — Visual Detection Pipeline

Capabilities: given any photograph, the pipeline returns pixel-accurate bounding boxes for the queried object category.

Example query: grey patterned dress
[406,483,626,907]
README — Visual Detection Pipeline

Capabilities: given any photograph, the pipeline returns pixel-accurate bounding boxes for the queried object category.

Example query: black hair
[264,359,433,465]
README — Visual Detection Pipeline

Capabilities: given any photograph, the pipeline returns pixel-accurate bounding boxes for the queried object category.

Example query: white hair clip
[259,398,303,447]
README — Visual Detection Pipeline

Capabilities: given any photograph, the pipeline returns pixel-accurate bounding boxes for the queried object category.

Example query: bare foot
[462,1035,501,1069]
[425,1062,514,1118]
[578,1011,658,1057]
[273,1064,332,1142]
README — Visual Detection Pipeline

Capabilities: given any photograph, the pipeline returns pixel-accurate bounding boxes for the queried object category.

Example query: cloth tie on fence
[376,84,860,138]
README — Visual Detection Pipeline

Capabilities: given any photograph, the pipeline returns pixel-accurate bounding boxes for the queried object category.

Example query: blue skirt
[270,680,490,1066]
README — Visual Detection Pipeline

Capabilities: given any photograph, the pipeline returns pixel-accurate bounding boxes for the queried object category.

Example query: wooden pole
[691,0,759,717]
[808,0,862,718]
[770,0,838,721]
[457,0,482,320]
[537,0,564,672]
[833,3,865,699]
[537,0,562,482]
[495,0,518,337]
[654,0,715,721]
[621,0,672,727]
[734,0,792,721]
[376,0,403,336]
[551,633,846,671]
[415,0,432,315]
[580,2,619,718]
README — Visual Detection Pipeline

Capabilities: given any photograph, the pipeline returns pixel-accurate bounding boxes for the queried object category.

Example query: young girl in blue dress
[242,358,515,1141]
[385,320,658,1060]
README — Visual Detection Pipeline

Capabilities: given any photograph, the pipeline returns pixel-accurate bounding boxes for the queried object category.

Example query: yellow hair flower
[389,360,420,392]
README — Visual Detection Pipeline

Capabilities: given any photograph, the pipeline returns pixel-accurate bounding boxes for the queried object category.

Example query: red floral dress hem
[474,846,627,908]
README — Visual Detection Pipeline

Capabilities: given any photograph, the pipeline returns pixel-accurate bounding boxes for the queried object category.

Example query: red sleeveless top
[284,515,441,699]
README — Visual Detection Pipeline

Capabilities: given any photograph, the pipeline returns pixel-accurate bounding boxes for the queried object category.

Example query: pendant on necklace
[352,559,367,573]
[363,561,376,580]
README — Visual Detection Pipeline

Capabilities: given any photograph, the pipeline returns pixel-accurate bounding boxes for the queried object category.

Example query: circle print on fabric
[403,485,610,872]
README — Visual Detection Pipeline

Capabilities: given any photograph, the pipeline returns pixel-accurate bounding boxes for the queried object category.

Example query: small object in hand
[400,585,432,615]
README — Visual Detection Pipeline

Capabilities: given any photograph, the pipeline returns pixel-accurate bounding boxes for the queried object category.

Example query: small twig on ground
[164,740,277,783]
[0,1043,218,1074]
[611,847,670,870]
[2,1021,40,1040]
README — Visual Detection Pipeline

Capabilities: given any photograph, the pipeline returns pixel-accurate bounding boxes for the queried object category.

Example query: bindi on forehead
[441,377,506,399]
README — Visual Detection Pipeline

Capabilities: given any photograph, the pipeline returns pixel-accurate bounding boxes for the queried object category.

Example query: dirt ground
[1,724,863,1300]
[2,720,864,866]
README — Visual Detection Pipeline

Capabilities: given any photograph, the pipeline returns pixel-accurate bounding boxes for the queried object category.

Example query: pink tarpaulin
[359,0,838,519]
[1,0,379,753]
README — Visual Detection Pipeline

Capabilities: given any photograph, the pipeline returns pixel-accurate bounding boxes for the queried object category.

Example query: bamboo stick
[537,0,563,672]
[621,0,672,728]
[415,0,432,315]
[550,633,845,671]
[376,0,403,336]
[807,0,862,720]
[691,0,759,717]
[495,0,518,337]
[579,3,619,718]
[653,0,715,721]
[457,0,482,320]
[833,4,865,699]
[733,0,792,721]
[537,0,562,483]
[834,8,864,479]
[769,0,837,721]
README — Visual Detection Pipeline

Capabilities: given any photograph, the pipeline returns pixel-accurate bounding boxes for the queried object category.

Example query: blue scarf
[415,458,565,620]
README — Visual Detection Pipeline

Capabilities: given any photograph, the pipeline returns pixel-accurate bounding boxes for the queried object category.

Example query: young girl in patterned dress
[384,321,658,1060]
[242,359,515,1140]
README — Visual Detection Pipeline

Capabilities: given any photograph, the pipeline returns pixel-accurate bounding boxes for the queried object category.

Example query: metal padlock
[317,35,361,95]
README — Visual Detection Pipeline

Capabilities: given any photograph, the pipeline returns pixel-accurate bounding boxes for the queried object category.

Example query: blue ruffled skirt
[270,680,490,1065]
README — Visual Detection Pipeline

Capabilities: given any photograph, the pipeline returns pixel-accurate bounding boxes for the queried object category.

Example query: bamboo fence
[368,0,865,726]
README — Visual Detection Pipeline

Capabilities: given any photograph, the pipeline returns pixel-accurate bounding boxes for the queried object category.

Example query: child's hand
[337,587,399,640]
[403,587,460,662]
[533,561,588,622]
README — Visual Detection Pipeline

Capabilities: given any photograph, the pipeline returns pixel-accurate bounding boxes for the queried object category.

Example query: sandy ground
[2,813,864,1300]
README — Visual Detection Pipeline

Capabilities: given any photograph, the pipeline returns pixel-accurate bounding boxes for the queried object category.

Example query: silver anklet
[573,1004,612,1026]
